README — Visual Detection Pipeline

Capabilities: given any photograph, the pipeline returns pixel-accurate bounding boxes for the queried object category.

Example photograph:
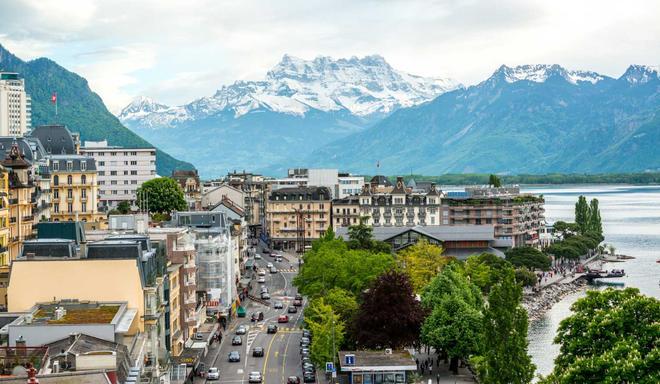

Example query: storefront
[338,351,417,384]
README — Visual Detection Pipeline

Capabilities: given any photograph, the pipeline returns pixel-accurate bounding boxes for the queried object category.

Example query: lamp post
[332,318,336,384]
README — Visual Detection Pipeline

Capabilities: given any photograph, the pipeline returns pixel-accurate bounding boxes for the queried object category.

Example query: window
[53,189,59,199]
[98,161,105,166]
[130,160,137,165]
[111,180,117,185]
[124,180,129,184]
[124,170,129,175]
[99,181,105,185]
[67,189,73,198]
[124,161,128,165]
[67,203,73,212]
[81,189,87,198]
[80,161,86,171]
[82,203,87,212]
[54,204,59,213]
[112,190,117,194]
[66,161,73,171]
[131,180,138,184]
[67,175,72,185]
[110,152,117,156]
[81,175,86,184]
[110,171,117,176]
[98,171,105,176]
[53,175,59,186]
[130,170,137,175]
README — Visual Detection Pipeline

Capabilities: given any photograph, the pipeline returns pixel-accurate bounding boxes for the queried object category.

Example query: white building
[80,140,157,209]
[272,168,363,199]
[0,72,31,136]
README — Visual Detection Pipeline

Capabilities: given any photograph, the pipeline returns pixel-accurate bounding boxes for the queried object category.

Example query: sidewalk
[410,349,476,384]
[191,336,224,384]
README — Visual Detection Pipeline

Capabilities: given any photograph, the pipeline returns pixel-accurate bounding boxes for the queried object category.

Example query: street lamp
[331,318,336,384]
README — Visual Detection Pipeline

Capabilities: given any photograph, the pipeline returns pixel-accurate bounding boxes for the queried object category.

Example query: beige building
[226,171,271,234]
[266,186,331,251]
[49,154,104,226]
[172,170,201,210]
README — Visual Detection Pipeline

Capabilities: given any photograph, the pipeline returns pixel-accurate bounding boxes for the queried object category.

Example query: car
[273,301,284,309]
[287,306,298,314]
[300,347,310,356]
[260,286,268,293]
[266,262,273,269]
[258,269,266,276]
[293,299,303,307]
[251,312,264,322]
[301,356,312,366]
[231,336,242,345]
[302,330,311,338]
[207,367,219,380]
[257,277,266,284]
[270,266,278,274]
[248,372,263,383]
[275,256,283,262]
[267,324,278,334]
[300,337,310,345]
[261,292,270,300]
[252,347,264,357]
[303,372,316,383]
[278,315,289,323]
[193,332,204,340]
[287,376,301,384]
[236,325,247,335]
[228,351,240,362]
[302,362,315,371]
[263,248,271,254]
[295,293,303,300]
[254,254,261,260]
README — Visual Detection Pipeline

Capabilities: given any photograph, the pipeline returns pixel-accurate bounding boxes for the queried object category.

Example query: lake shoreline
[522,280,587,321]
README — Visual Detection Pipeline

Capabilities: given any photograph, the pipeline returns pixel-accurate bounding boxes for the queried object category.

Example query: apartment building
[49,154,104,226]
[0,72,31,136]
[226,171,271,235]
[272,168,363,199]
[80,140,157,209]
[172,170,202,210]
[267,186,332,251]
[0,166,9,297]
[331,196,361,227]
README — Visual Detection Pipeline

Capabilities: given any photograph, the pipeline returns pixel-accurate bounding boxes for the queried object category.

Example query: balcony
[184,277,196,287]
[22,215,34,222]
[184,295,197,305]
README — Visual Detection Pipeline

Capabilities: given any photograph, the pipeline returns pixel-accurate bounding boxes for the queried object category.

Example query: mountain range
[122,57,660,177]
[0,44,193,176]
[120,55,460,176]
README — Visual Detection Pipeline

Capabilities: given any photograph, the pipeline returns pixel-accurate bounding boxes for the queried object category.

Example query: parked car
[258,269,266,276]
[257,277,266,284]
[207,367,219,380]
[267,324,278,334]
[293,299,303,307]
[193,332,204,340]
[254,254,261,260]
[300,347,310,356]
[270,266,278,274]
[263,248,271,254]
[236,325,247,335]
[252,347,264,357]
[300,337,310,346]
[232,336,242,345]
[278,315,289,323]
[267,262,274,269]
[303,372,316,383]
[260,286,268,294]
[301,356,312,366]
[287,376,301,384]
[248,372,263,383]
[261,292,270,300]
[273,301,284,309]
[251,312,264,322]
[287,306,298,314]
[302,330,311,339]
[228,351,240,362]
[295,293,303,300]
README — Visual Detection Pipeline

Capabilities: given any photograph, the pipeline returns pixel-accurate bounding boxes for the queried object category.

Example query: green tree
[574,195,590,234]
[489,174,502,188]
[464,253,513,294]
[305,298,345,367]
[477,270,535,384]
[588,198,603,235]
[353,270,424,349]
[325,288,358,325]
[117,201,132,214]
[346,217,391,253]
[542,288,660,384]
[136,177,187,214]
[505,247,552,271]
[398,239,451,292]
[552,221,579,237]
[514,268,537,287]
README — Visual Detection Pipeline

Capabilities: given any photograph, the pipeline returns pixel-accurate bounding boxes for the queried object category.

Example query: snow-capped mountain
[622,64,659,84]
[488,64,610,85]
[119,54,460,128]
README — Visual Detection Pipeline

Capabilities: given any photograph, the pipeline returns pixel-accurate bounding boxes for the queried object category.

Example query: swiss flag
[51,92,57,104]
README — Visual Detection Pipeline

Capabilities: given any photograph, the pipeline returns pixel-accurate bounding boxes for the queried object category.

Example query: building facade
[49,154,104,226]
[226,171,271,234]
[271,168,363,199]
[0,72,31,136]
[266,186,332,251]
[172,170,202,211]
[80,140,157,209]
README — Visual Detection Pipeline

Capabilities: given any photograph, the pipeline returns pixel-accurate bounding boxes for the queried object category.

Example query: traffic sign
[345,354,355,365]
[326,362,334,373]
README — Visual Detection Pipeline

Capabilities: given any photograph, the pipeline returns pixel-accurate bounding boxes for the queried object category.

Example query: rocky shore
[523,279,588,321]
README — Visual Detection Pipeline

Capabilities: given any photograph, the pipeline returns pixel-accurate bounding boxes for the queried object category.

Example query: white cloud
[1,0,659,111]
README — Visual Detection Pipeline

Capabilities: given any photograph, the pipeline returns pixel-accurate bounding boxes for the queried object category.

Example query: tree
[514,268,537,287]
[588,198,603,235]
[117,201,131,214]
[489,174,502,188]
[353,270,424,349]
[477,270,535,384]
[305,298,345,367]
[421,263,483,310]
[136,177,187,214]
[552,221,579,237]
[464,253,514,294]
[505,247,552,271]
[325,288,358,325]
[346,217,391,253]
[608,244,616,255]
[542,288,660,383]
[398,239,451,292]
[574,195,590,234]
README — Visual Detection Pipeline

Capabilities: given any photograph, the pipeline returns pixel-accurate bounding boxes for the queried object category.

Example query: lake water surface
[522,184,660,377]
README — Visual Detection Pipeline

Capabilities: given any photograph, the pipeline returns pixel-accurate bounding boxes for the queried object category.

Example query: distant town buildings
[271,168,363,199]
[80,140,157,209]
[172,170,202,210]
[0,72,31,136]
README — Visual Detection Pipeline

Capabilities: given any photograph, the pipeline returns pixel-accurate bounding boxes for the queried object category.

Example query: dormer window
[53,162,59,171]
[66,161,73,171]
[81,161,87,171]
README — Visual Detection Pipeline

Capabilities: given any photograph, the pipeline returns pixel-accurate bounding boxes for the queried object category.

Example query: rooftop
[338,350,416,371]
[32,302,121,325]
[335,225,496,242]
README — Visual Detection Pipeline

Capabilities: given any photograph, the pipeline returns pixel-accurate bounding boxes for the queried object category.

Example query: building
[353,176,443,228]
[226,171,271,236]
[337,350,417,384]
[332,196,361,227]
[201,183,244,211]
[28,125,80,156]
[0,72,31,137]
[172,170,201,210]
[272,168,363,199]
[80,140,157,209]
[442,186,545,247]
[0,167,9,274]
[49,155,104,226]
[266,186,332,251]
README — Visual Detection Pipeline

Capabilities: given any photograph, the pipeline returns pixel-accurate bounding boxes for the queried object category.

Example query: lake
[523,184,660,377]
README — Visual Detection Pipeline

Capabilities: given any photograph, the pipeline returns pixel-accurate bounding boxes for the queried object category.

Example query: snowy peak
[490,64,607,85]
[621,65,659,84]
[119,96,169,121]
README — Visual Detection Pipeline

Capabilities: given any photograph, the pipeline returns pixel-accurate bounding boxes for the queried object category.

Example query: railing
[8,199,17,205]
[22,215,33,221]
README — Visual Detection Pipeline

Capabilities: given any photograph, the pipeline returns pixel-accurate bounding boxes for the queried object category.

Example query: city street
[208,247,308,384]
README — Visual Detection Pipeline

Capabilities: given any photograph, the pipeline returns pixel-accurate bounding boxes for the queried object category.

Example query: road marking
[281,329,291,384]
[262,328,278,383]
[237,369,244,374]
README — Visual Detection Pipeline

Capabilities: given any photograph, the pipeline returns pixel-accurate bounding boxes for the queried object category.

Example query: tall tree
[353,270,424,349]
[398,239,451,292]
[574,195,590,234]
[117,201,132,214]
[464,253,514,294]
[347,217,374,249]
[489,174,502,188]
[325,287,358,325]
[542,288,660,383]
[505,247,552,271]
[477,270,535,384]
[305,298,345,367]
[136,177,187,214]
[588,198,603,235]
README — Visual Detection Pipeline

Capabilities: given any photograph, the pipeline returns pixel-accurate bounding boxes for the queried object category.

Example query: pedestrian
[416,358,419,369]
[436,373,440,384]
[429,365,432,375]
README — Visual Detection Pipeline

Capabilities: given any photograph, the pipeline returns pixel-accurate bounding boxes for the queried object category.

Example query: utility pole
[331,318,336,384]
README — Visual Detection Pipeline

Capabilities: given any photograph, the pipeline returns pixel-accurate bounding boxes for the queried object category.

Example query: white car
[236,325,247,335]
[248,371,263,383]
[258,269,266,276]
[254,254,261,260]
[207,367,219,380]
[257,277,266,284]
[266,262,273,269]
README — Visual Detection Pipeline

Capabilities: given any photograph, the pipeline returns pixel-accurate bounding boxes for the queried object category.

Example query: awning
[245,258,255,269]
[239,277,252,288]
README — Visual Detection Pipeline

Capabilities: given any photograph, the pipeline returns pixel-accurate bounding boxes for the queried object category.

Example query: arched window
[53,175,59,186]
[81,175,86,185]
[67,175,72,185]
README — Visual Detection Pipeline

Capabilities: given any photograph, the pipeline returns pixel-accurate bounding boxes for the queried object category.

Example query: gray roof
[335,225,495,242]
[0,137,46,162]
[29,125,77,155]
[49,155,97,172]
[338,350,416,370]
[170,211,229,229]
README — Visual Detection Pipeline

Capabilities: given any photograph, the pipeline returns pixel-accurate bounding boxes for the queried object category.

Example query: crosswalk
[246,326,260,349]
[278,268,297,273]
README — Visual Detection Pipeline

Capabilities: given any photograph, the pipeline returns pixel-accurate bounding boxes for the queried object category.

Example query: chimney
[16,335,26,355]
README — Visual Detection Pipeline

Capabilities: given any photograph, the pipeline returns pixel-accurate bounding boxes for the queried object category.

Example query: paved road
[211,247,309,384]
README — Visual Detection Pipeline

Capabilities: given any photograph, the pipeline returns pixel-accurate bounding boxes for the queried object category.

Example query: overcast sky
[1,0,658,113]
